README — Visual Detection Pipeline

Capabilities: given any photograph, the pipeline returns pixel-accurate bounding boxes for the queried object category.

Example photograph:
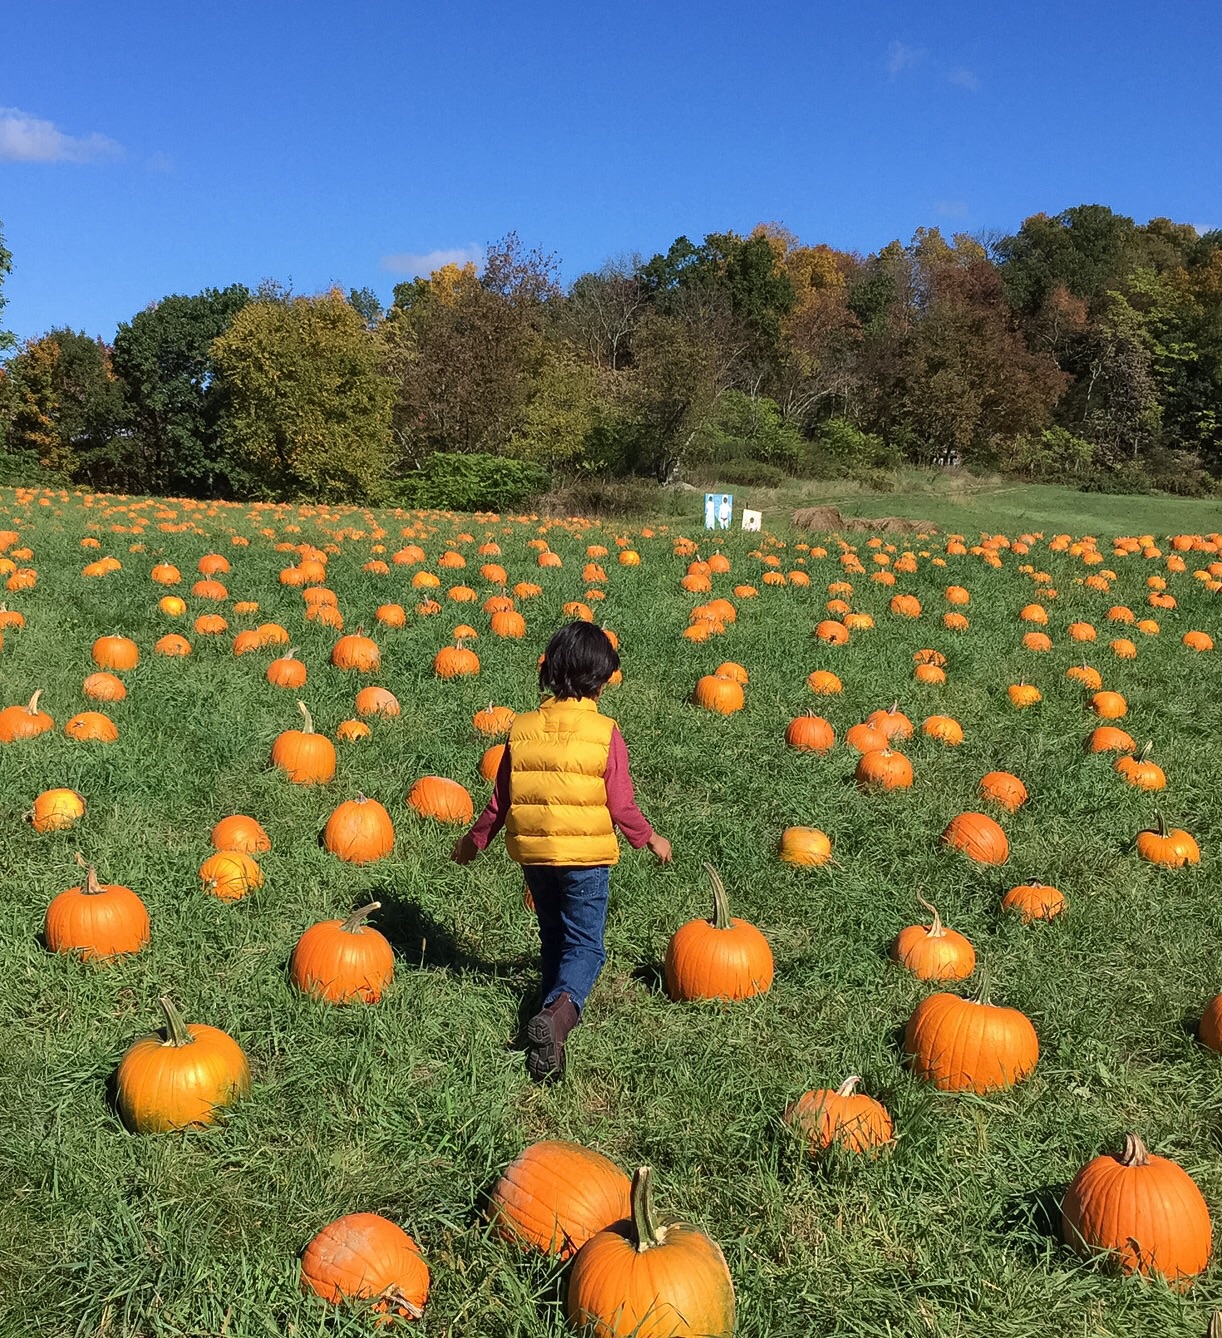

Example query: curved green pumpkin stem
[704,863,732,930]
[1152,810,1167,837]
[971,966,994,1008]
[296,700,315,734]
[1121,1132,1150,1168]
[158,996,194,1048]
[342,901,381,933]
[1138,740,1154,762]
[916,893,945,938]
[630,1166,665,1252]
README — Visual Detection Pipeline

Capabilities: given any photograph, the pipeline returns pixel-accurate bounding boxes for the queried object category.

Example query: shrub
[804,418,898,479]
[700,392,805,469]
[711,459,786,488]
[390,453,551,511]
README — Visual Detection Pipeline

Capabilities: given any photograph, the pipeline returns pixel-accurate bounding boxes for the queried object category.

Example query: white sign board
[741,508,761,532]
[704,493,733,529]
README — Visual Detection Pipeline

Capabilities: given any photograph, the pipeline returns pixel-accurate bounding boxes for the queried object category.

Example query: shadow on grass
[370,890,533,980]
[995,1183,1068,1261]
[631,961,666,995]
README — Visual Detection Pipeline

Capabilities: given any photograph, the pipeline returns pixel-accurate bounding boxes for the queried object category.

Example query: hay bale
[792,506,936,535]
[792,506,845,531]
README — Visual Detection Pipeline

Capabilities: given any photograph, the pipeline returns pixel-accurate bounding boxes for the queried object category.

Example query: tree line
[1,205,1220,503]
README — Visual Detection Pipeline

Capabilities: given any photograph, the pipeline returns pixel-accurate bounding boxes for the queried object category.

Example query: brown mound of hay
[792,506,936,534]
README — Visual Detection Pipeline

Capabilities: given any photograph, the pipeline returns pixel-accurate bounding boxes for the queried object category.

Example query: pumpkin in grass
[922,714,964,745]
[778,827,832,866]
[210,814,271,854]
[155,633,191,657]
[979,771,1028,812]
[1062,1133,1211,1285]
[291,902,394,1004]
[45,863,150,959]
[904,985,1038,1093]
[844,721,887,754]
[892,898,975,981]
[783,1077,894,1156]
[0,689,54,742]
[301,1212,428,1321]
[489,1139,632,1260]
[355,686,400,718]
[151,562,181,585]
[271,702,336,784]
[195,612,228,635]
[29,787,86,832]
[266,648,307,689]
[199,851,264,902]
[1115,742,1166,790]
[491,609,527,638]
[158,594,186,617]
[855,747,913,791]
[1184,630,1214,652]
[942,811,1009,864]
[336,718,371,743]
[331,629,380,672]
[1090,689,1128,719]
[375,602,407,628]
[1087,725,1135,753]
[806,669,842,695]
[1199,995,1222,1052]
[1007,681,1042,708]
[92,634,139,671]
[434,643,480,678]
[473,703,516,737]
[714,661,748,684]
[814,619,849,644]
[115,996,250,1133]
[1136,813,1200,867]
[784,713,834,754]
[566,1166,735,1338]
[324,794,395,864]
[64,711,118,742]
[664,864,773,1002]
[1001,880,1066,923]
[1022,630,1051,652]
[479,743,506,781]
[407,776,474,824]
[692,675,744,715]
[867,702,912,740]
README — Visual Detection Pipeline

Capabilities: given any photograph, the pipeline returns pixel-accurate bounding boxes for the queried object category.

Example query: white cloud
[886,41,923,78]
[935,200,970,219]
[948,67,981,92]
[380,244,483,277]
[0,106,123,164]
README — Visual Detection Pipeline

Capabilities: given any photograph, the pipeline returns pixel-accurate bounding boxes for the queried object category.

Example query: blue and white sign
[704,493,733,530]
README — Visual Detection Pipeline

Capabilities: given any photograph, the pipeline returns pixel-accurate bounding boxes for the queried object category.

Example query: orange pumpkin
[979,770,1028,812]
[64,711,118,742]
[942,811,1009,864]
[664,865,773,1001]
[28,787,86,831]
[407,776,474,824]
[855,747,913,791]
[45,863,150,960]
[904,988,1038,1093]
[210,814,271,854]
[271,702,336,784]
[783,1076,894,1155]
[300,1212,428,1321]
[290,903,395,1004]
[199,851,264,902]
[1001,880,1066,923]
[92,634,139,671]
[693,675,744,715]
[784,713,834,754]
[355,686,401,717]
[323,794,395,863]
[331,629,380,672]
[0,689,54,742]
[473,703,516,737]
[778,827,833,866]
[266,649,307,689]
[479,743,506,781]
[891,897,975,981]
[434,643,480,678]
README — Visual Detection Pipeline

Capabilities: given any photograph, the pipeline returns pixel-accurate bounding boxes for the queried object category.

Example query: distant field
[2,483,1221,1336]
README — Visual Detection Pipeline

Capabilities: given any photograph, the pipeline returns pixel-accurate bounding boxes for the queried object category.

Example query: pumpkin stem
[629,1166,666,1252]
[835,1075,862,1097]
[887,699,899,715]
[84,866,103,896]
[296,700,315,734]
[158,996,194,1048]
[916,894,945,937]
[1138,740,1153,761]
[705,862,733,930]
[284,647,298,660]
[1153,810,1167,837]
[1120,1132,1151,1168]
[342,901,381,933]
[380,1288,424,1321]
[972,967,994,1007]
[27,689,43,715]
[1209,1311,1222,1338]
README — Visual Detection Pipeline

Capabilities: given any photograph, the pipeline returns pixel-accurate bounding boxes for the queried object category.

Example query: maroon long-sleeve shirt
[466,726,654,854]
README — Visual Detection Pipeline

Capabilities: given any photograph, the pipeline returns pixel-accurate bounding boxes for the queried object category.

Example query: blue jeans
[522,865,611,1014]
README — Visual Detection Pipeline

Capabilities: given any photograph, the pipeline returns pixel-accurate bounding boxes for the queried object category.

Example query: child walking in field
[452,622,671,1081]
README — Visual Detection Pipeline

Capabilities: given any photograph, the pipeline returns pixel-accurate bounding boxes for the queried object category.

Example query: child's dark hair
[539,622,620,700]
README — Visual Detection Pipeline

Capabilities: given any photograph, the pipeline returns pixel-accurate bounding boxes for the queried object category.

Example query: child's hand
[647,833,673,864]
[451,834,479,865]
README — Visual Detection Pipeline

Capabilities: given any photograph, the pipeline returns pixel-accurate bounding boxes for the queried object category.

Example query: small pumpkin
[867,702,912,740]
[331,629,380,672]
[1062,1133,1211,1284]
[979,770,1028,812]
[1001,879,1066,923]
[271,701,337,784]
[921,714,964,745]
[266,649,308,689]
[354,685,400,717]
[479,743,506,781]
[92,634,139,671]
[45,862,150,960]
[778,827,832,866]
[1090,689,1128,719]
[891,897,975,981]
[336,718,371,743]
[64,710,119,742]
[942,811,1009,865]
[199,850,264,902]
[210,814,271,854]
[844,721,887,754]
[0,689,54,742]
[805,669,842,695]
[1114,741,1166,790]
[784,713,834,754]
[664,864,774,1002]
[323,794,395,864]
[1086,726,1135,754]
[904,983,1038,1093]
[692,675,744,715]
[473,703,516,737]
[154,633,191,657]
[28,787,86,832]
[300,1212,428,1321]
[566,1167,735,1338]
[434,642,480,678]
[783,1076,894,1155]
[854,747,913,791]
[489,1139,632,1259]
[115,996,251,1132]
[1136,812,1200,868]
[290,902,395,1004]
[407,776,474,824]
[1007,681,1042,708]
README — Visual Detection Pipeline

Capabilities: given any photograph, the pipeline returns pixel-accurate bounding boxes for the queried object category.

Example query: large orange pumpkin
[664,865,773,1001]
[323,794,395,864]
[331,629,380,672]
[942,811,1009,864]
[489,1139,632,1259]
[301,1212,429,1321]
[44,864,150,960]
[115,997,251,1132]
[904,989,1038,1092]
[92,634,139,671]
[271,702,336,784]
[1062,1133,1211,1284]
[290,903,395,1004]
[0,689,55,742]
[566,1167,735,1338]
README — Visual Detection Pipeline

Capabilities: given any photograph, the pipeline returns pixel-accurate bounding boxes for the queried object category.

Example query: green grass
[1,484,1221,1336]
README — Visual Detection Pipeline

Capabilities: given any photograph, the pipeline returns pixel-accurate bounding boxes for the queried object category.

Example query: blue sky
[2,1,1219,345]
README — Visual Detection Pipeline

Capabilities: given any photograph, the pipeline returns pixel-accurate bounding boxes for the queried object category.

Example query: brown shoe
[525,994,579,1082]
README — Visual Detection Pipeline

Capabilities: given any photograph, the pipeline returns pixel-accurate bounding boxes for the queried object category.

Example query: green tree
[0,220,13,355]
[212,288,394,501]
[111,284,251,495]
[4,335,62,471]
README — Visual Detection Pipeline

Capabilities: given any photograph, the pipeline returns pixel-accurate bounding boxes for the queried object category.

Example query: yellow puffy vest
[505,696,619,867]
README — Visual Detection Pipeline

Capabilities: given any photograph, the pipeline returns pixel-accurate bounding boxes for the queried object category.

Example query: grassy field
[2,483,1222,1336]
